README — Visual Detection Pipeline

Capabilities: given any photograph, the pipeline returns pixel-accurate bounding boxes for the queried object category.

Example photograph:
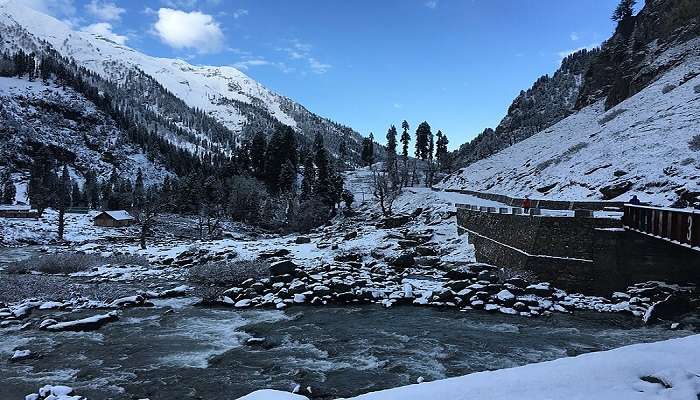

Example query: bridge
[623,204,700,252]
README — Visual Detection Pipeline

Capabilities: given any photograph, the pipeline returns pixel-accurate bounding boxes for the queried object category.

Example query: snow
[0,209,138,245]
[237,390,309,400]
[236,335,700,400]
[440,39,700,206]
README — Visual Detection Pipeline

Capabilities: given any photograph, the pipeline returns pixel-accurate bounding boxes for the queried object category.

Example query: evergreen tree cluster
[1,46,350,231]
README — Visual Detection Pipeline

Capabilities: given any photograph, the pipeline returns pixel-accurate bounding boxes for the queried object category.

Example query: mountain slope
[0,0,365,159]
[440,37,700,206]
[576,0,700,110]
[453,49,597,167]
[0,76,168,184]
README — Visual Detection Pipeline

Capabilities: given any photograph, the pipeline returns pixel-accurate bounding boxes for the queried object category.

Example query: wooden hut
[93,210,135,227]
[0,205,40,218]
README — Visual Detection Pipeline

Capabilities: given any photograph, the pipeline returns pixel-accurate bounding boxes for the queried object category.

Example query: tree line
[359,120,451,216]
[1,47,352,243]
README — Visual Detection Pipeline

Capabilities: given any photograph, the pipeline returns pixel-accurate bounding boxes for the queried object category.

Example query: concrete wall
[457,207,700,295]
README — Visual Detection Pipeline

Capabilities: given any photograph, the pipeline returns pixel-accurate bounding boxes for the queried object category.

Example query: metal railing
[622,204,700,251]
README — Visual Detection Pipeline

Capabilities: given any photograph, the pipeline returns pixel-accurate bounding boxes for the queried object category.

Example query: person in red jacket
[522,196,532,212]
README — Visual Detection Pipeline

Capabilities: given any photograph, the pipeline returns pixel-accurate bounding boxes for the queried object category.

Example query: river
[0,297,692,400]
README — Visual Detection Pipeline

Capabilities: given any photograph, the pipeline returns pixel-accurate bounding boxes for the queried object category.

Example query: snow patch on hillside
[441,41,700,206]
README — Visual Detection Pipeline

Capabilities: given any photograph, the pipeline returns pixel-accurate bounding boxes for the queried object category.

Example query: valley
[1,0,699,399]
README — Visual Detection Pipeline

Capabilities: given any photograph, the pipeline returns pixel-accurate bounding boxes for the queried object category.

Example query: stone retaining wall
[457,207,700,295]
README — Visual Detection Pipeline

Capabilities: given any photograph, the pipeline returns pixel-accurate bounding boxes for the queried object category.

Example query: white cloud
[425,1,438,9]
[232,58,293,74]
[232,9,249,19]
[85,1,126,21]
[278,39,331,74]
[570,32,580,41]
[232,59,271,70]
[82,22,128,45]
[308,57,331,74]
[154,8,224,53]
[160,0,222,8]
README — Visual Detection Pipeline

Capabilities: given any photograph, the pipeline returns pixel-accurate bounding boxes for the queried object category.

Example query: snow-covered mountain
[0,0,364,158]
[441,0,700,207]
[440,37,700,206]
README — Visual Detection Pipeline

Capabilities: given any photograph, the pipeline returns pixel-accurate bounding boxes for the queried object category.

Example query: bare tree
[372,168,401,217]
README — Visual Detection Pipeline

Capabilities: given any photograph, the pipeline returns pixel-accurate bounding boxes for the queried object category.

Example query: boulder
[445,267,477,280]
[388,253,415,269]
[335,292,356,303]
[398,239,420,248]
[335,253,362,263]
[526,283,554,297]
[379,214,411,228]
[295,236,311,244]
[415,256,440,267]
[495,290,516,306]
[343,231,358,241]
[415,246,437,256]
[259,249,291,259]
[643,294,692,324]
[478,270,499,283]
[269,260,297,276]
[44,312,119,332]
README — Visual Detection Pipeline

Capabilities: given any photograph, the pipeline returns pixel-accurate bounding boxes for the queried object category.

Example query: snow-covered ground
[440,38,700,206]
[240,334,700,400]
[0,209,136,245]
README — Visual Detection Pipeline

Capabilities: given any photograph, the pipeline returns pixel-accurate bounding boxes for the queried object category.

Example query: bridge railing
[622,204,700,251]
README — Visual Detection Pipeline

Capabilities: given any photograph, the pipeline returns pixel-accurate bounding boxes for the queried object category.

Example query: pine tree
[313,133,332,207]
[70,181,81,208]
[426,129,435,186]
[57,165,70,240]
[2,178,16,204]
[300,155,316,201]
[278,160,297,193]
[250,132,267,179]
[436,131,450,172]
[360,134,375,167]
[386,125,398,184]
[415,122,431,160]
[612,0,636,21]
[400,120,411,186]
[139,186,161,250]
[338,140,348,167]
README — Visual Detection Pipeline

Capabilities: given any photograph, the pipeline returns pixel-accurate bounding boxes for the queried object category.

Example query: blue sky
[33,0,633,148]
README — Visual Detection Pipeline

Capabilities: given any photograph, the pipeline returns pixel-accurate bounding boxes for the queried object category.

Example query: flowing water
[0,296,693,400]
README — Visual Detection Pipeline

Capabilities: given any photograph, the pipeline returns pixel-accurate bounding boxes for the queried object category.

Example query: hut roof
[95,210,134,221]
